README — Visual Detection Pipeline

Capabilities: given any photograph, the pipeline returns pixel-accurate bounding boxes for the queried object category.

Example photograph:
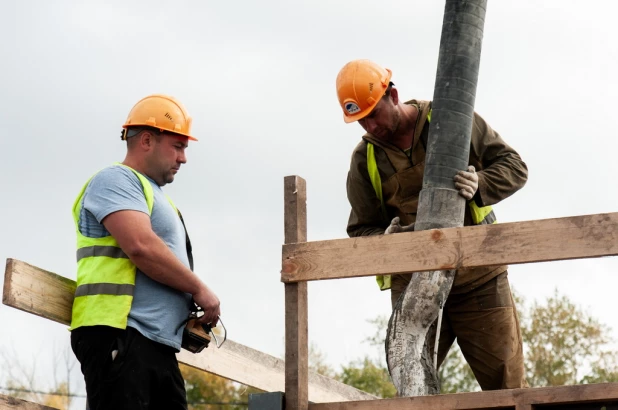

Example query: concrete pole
[386,0,488,396]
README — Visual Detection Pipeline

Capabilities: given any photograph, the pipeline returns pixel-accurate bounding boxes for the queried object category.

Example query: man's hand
[193,285,221,327]
[454,165,479,200]
[384,217,415,235]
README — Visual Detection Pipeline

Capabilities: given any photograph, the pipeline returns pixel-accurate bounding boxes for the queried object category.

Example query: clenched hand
[193,285,221,327]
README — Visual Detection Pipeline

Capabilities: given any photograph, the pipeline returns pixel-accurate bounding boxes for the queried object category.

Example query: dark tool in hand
[177,302,227,353]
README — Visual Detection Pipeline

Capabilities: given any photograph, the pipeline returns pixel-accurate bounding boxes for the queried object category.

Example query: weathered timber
[0,394,58,410]
[178,340,370,403]
[3,258,75,324]
[282,212,618,283]
[284,175,309,410]
[2,258,376,403]
[308,383,618,410]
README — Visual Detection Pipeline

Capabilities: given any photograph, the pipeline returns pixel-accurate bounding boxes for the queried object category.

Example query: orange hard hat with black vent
[336,59,392,124]
[122,94,196,141]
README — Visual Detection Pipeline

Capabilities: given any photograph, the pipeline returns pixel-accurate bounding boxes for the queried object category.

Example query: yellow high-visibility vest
[70,164,182,330]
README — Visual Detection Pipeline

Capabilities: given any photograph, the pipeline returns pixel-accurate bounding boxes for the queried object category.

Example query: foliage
[309,342,336,378]
[338,315,397,397]
[345,289,618,396]
[581,351,618,384]
[337,357,397,398]
[438,345,479,393]
[521,289,618,387]
[180,364,261,409]
[436,289,618,391]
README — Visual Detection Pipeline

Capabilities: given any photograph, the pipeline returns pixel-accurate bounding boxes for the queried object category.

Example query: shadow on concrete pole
[386,0,487,396]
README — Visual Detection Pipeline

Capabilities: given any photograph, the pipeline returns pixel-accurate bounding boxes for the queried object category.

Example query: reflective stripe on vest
[74,283,135,297]
[369,109,496,290]
[76,245,129,262]
[70,164,173,330]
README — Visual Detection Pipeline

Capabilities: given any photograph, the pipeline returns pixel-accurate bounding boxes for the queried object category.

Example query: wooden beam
[309,383,618,410]
[2,258,376,403]
[178,340,372,403]
[282,212,618,283]
[3,259,75,324]
[0,394,58,410]
[284,175,309,410]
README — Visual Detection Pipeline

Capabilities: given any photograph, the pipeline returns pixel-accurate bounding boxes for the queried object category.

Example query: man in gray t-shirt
[70,95,220,410]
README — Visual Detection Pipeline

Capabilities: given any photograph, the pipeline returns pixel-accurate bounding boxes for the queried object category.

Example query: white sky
[1,1,618,408]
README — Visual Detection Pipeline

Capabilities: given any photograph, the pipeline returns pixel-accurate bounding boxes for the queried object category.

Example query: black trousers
[71,326,187,410]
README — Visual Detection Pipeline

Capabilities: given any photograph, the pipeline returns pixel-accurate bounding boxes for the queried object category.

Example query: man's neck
[390,104,419,151]
[122,157,148,177]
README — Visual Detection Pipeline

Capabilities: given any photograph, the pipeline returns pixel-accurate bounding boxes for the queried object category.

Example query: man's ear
[390,87,399,105]
[140,131,154,149]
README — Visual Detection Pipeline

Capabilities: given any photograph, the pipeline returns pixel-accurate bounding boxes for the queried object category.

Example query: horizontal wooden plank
[0,394,58,410]
[309,383,618,410]
[178,339,372,403]
[3,259,76,325]
[282,212,618,283]
[2,259,376,403]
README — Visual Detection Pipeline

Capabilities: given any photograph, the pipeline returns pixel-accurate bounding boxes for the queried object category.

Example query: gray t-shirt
[79,164,192,351]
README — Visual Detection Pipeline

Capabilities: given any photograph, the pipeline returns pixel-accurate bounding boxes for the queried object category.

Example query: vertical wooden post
[515,400,533,410]
[284,176,308,410]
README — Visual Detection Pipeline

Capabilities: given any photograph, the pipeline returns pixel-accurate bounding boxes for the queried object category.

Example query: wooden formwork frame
[281,175,618,410]
[2,258,375,405]
[3,175,618,409]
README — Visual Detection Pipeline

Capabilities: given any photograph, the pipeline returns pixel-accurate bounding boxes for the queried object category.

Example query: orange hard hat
[122,94,196,141]
[336,60,392,124]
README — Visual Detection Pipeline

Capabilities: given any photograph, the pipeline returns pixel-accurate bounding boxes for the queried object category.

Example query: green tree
[581,351,618,384]
[309,342,336,378]
[334,316,397,398]
[181,365,241,409]
[348,289,618,395]
[438,346,479,393]
[521,289,618,386]
[180,364,261,409]
[436,289,618,390]
[338,357,396,398]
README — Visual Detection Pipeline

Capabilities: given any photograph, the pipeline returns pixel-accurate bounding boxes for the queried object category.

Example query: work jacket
[346,99,528,293]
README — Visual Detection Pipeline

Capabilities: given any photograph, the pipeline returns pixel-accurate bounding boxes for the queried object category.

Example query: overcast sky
[2,1,618,408]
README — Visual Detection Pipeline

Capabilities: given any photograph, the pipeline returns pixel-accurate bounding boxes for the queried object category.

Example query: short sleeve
[83,166,150,223]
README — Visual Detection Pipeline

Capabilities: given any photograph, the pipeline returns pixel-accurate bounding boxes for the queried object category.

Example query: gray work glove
[384,217,415,235]
[454,165,479,200]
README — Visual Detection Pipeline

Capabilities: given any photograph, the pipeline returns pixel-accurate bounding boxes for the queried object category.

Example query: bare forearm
[127,234,206,295]
[100,209,220,322]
